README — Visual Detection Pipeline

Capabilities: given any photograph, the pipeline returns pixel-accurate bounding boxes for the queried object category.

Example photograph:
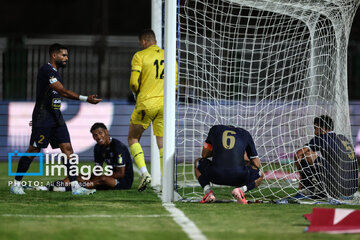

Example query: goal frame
[161,0,359,203]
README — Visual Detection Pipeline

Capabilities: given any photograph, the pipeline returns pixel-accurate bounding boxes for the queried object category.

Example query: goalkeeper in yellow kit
[128,29,167,191]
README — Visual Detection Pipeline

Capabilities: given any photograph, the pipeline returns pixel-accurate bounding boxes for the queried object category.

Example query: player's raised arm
[50,81,102,104]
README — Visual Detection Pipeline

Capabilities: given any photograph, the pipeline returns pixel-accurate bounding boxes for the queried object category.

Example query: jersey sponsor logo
[52,98,61,110]
[49,76,58,84]
[105,158,111,165]
[102,152,113,165]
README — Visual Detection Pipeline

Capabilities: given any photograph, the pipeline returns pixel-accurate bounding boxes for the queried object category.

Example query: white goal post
[161,0,360,202]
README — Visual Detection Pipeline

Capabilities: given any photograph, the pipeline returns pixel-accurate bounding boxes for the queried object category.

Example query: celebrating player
[10,43,102,195]
[294,115,358,198]
[195,125,264,203]
[127,29,168,191]
[48,123,134,191]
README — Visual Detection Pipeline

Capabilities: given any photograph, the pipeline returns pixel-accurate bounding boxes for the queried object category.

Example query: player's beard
[55,59,67,68]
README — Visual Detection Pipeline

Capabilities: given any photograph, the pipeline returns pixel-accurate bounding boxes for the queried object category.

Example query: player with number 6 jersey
[195,125,264,203]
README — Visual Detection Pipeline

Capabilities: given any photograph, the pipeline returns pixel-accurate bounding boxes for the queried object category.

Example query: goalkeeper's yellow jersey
[130,45,165,110]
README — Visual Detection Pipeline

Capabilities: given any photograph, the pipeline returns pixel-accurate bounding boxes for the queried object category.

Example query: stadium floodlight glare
[171,0,360,203]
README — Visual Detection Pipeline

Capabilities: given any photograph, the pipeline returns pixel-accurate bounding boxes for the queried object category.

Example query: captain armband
[203,142,213,151]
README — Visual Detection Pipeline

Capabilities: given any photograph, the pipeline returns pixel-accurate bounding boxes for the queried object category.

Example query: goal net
[175,0,360,202]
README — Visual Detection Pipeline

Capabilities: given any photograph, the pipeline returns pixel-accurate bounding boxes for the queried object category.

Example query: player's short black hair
[314,115,334,131]
[139,29,156,42]
[49,43,68,56]
[90,122,107,133]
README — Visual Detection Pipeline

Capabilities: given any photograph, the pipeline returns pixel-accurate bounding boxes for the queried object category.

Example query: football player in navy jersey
[195,125,264,204]
[10,43,102,195]
[49,123,134,191]
[294,115,358,198]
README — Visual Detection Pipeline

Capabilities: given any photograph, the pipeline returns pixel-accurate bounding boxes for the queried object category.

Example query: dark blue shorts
[197,158,261,187]
[114,177,133,190]
[30,125,71,149]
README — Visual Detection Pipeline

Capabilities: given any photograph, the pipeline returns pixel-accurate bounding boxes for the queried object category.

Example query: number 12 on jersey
[154,59,164,79]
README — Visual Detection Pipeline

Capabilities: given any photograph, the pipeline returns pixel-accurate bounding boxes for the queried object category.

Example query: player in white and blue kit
[294,115,358,198]
[195,125,264,203]
[10,43,102,195]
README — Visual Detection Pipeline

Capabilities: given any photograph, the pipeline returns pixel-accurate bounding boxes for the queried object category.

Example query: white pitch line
[133,165,207,240]
[162,203,207,240]
[0,214,169,218]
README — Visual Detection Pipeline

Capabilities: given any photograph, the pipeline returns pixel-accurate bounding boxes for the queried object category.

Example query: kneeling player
[49,123,133,191]
[195,125,264,204]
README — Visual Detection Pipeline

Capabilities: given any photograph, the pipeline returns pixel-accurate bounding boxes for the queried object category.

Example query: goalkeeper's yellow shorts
[130,104,163,137]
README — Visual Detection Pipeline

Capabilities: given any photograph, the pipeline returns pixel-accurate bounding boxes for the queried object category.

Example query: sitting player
[49,123,134,191]
[195,124,264,204]
[294,115,358,199]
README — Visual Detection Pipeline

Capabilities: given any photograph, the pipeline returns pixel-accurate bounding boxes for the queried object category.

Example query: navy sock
[62,157,77,182]
[15,156,33,181]
[68,175,77,182]
[198,175,210,189]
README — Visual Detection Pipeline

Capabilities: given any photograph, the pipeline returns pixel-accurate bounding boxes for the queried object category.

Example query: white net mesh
[175,0,360,202]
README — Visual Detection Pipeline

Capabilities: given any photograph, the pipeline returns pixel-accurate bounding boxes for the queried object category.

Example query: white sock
[14,179,22,187]
[70,181,81,190]
[140,166,148,175]
[240,186,248,193]
[204,185,211,194]
[53,186,66,192]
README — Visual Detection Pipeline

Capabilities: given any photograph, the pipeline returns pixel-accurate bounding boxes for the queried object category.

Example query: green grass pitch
[1,162,360,240]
